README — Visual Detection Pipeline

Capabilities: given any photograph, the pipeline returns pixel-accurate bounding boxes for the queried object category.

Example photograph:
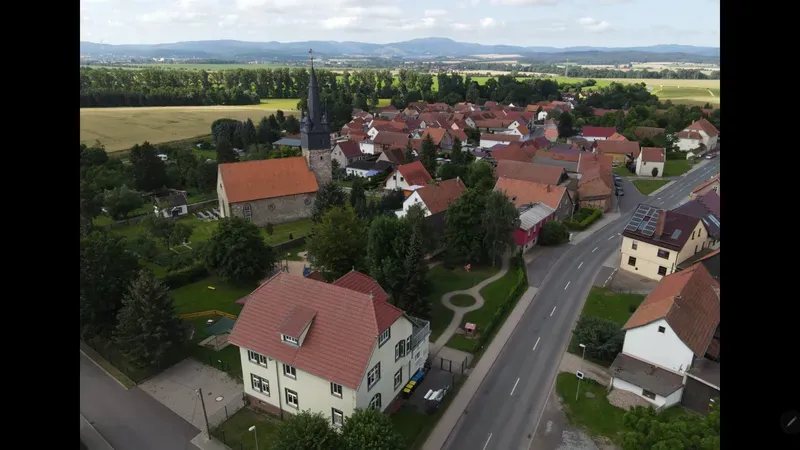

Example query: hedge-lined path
[430,255,511,358]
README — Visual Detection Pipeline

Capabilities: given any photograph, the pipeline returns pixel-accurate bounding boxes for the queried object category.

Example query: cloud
[490,0,557,5]
[424,9,447,17]
[322,16,358,30]
[480,17,498,28]
[578,17,611,32]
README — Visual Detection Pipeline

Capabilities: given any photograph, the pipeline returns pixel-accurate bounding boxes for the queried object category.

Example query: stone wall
[304,149,332,187]
[230,193,315,226]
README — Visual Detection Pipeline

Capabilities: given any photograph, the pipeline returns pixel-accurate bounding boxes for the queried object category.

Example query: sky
[80,0,720,48]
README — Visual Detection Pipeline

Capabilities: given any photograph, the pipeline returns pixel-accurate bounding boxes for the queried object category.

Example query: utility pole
[197,388,211,437]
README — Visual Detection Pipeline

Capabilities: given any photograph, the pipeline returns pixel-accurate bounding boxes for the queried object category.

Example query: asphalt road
[80,352,201,450]
[443,158,720,450]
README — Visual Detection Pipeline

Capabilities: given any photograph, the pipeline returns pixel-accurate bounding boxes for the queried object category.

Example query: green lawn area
[556,373,627,443]
[391,405,431,449]
[282,241,308,261]
[261,218,314,245]
[664,159,691,177]
[631,179,670,195]
[446,267,523,352]
[187,191,217,204]
[426,265,500,342]
[212,407,281,450]
[450,294,476,307]
[170,276,255,316]
[613,166,636,177]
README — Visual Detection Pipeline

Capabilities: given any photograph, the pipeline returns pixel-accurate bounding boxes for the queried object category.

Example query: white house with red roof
[635,147,666,176]
[682,118,719,151]
[383,161,433,192]
[228,271,431,423]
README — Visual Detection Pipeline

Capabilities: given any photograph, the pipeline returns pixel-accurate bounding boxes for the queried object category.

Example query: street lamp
[576,343,587,401]
[248,425,259,450]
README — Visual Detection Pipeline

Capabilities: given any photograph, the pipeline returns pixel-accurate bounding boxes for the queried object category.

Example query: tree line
[521,64,718,80]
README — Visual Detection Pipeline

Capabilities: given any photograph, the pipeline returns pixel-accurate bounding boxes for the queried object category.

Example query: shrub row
[469,260,528,353]
[563,208,603,231]
[162,264,209,289]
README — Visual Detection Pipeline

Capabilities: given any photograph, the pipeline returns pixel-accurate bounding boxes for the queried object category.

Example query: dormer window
[282,334,299,345]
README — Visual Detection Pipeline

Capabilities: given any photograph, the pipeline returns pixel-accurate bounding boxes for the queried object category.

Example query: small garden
[631,179,670,195]
[427,265,500,342]
[212,407,281,450]
[664,159,691,177]
[563,208,603,231]
[568,287,645,367]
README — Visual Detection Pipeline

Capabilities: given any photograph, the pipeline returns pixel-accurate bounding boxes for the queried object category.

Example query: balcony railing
[409,316,431,350]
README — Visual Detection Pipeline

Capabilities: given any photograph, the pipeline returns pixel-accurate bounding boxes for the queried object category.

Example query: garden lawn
[579,287,646,326]
[170,276,255,316]
[261,218,314,245]
[631,179,670,195]
[664,159,691,177]
[391,405,431,449]
[555,373,627,443]
[450,294,476,307]
[613,166,636,177]
[212,407,281,450]
[426,265,499,342]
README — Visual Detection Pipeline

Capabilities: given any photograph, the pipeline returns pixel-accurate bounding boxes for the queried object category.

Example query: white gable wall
[384,170,414,190]
[355,317,416,412]
[622,319,695,374]
[397,191,431,218]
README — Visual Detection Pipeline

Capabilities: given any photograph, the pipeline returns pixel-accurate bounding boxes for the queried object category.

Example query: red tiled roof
[474,119,513,129]
[676,130,703,140]
[228,272,404,389]
[495,160,565,185]
[277,304,317,338]
[219,157,318,203]
[607,132,628,141]
[374,131,411,149]
[490,146,532,163]
[447,128,468,143]
[686,118,719,137]
[396,161,433,186]
[581,126,617,138]
[623,264,720,357]
[481,133,521,142]
[380,148,406,165]
[640,147,666,163]
[422,127,448,146]
[304,270,326,282]
[414,177,467,215]
[335,140,363,159]
[634,127,665,139]
[595,140,640,156]
[332,270,390,303]
[494,177,568,210]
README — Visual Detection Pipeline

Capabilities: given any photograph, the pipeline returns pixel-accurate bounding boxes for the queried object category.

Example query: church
[216,53,332,226]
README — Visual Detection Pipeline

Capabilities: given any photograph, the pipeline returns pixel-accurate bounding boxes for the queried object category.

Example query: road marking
[510,377,520,396]
[592,247,598,252]
[533,337,540,351]
[564,281,570,290]
[578,261,583,269]
[550,306,557,316]
[607,235,615,241]
[483,433,493,450]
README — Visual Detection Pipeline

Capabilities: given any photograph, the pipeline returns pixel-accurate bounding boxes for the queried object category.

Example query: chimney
[654,212,666,238]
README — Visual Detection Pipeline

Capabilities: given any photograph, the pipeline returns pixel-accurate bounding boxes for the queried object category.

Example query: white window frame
[247,350,268,367]
[332,408,344,428]
[251,374,270,396]
[331,382,343,398]
[283,364,297,379]
[368,393,382,410]
[285,388,299,408]
[367,362,381,390]
[379,328,391,347]
[282,334,299,345]
[394,368,403,389]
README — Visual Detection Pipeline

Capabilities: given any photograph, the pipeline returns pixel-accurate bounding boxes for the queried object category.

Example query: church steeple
[301,48,332,187]
[302,49,329,136]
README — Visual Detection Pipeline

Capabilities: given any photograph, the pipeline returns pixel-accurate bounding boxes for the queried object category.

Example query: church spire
[303,48,326,134]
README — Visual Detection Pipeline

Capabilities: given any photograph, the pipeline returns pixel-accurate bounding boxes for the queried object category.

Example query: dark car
[616,188,624,196]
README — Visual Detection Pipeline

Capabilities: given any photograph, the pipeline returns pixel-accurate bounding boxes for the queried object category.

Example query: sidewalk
[191,433,229,450]
[80,413,114,450]
[422,286,538,450]
[569,211,621,246]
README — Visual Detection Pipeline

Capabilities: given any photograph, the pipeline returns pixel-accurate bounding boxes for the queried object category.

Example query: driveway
[80,352,201,450]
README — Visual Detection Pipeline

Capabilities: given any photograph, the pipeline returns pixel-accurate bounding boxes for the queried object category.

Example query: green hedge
[563,208,603,231]
[162,264,209,289]
[469,260,528,353]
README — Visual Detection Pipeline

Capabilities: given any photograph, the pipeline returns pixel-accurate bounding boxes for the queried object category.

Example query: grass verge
[664,159,691,177]
[426,265,499,342]
[212,407,281,450]
[613,166,636,177]
[631,179,671,195]
[80,340,137,389]
[556,373,627,443]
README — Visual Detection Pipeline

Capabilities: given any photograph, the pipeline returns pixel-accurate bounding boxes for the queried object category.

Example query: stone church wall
[230,193,315,226]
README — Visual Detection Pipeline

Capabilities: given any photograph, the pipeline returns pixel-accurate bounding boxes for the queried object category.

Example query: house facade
[620,204,715,281]
[494,177,574,221]
[396,177,466,218]
[684,119,719,151]
[635,147,666,177]
[229,272,431,424]
[514,202,556,253]
[153,192,188,218]
[331,141,367,169]
[384,161,433,192]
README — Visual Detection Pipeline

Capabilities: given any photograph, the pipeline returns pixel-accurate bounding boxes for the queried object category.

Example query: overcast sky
[80,0,720,48]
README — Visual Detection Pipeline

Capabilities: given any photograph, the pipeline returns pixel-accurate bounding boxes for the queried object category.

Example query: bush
[571,316,624,363]
[162,264,209,289]
[651,167,659,177]
[563,208,603,231]
[540,221,570,245]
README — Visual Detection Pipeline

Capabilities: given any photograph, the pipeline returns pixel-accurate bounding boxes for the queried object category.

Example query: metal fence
[208,392,247,431]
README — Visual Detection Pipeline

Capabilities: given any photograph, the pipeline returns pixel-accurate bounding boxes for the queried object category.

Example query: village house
[594,140,641,165]
[384,161,433,192]
[494,177,574,221]
[480,133,521,149]
[608,132,628,141]
[533,151,580,177]
[635,147,666,177]
[396,177,466,218]
[502,124,531,141]
[576,153,614,212]
[359,139,376,155]
[228,271,431,422]
[672,191,720,247]
[675,130,704,153]
[495,160,569,186]
[490,144,535,163]
[218,63,330,226]
[677,248,720,281]
[513,202,556,253]
[421,128,453,150]
[373,131,411,153]
[377,105,400,120]
[345,160,376,178]
[689,173,720,200]
[153,191,189,218]
[331,141,368,169]
[376,147,407,166]
[683,118,719,151]
[580,126,617,141]
[620,204,716,281]
[609,263,720,413]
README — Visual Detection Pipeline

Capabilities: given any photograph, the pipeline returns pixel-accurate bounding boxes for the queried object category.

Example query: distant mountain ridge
[80,37,719,62]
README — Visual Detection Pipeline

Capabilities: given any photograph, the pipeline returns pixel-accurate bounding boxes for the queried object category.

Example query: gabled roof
[495,160,565,185]
[447,128,468,143]
[494,177,568,210]
[621,206,704,251]
[691,173,720,194]
[346,160,375,171]
[219,157,318,203]
[481,133,521,142]
[373,131,410,149]
[381,147,406,165]
[685,118,719,137]
[581,126,617,138]
[676,130,703,140]
[607,132,628,141]
[332,270,390,303]
[277,305,317,338]
[421,127,448,146]
[532,136,551,150]
[595,139,640,156]
[396,161,433,186]
[640,147,666,163]
[672,191,720,238]
[623,264,720,357]
[577,153,613,200]
[490,145,532,163]
[335,140,363,159]
[518,203,556,231]
[414,177,467,215]
[474,119,513,129]
[228,272,405,390]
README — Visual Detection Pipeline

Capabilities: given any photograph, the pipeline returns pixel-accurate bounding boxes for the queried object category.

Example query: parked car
[616,188,624,196]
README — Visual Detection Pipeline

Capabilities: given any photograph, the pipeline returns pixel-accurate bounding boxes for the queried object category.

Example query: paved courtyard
[609,269,658,295]
[138,358,244,432]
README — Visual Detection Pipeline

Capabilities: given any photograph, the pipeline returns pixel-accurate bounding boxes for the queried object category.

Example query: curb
[79,347,133,390]
[647,180,674,197]
[80,413,115,450]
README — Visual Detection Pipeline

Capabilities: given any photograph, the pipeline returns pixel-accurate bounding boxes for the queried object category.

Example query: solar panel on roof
[707,215,720,226]
[671,229,682,239]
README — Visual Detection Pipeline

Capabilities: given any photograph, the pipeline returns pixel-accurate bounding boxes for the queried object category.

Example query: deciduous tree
[349,177,366,209]
[129,141,168,192]
[307,207,367,280]
[114,270,187,369]
[216,137,238,164]
[621,403,720,450]
[539,221,570,246]
[201,217,276,284]
[312,182,348,223]
[341,408,406,450]
[104,185,144,220]
[481,190,520,267]
[557,111,576,138]
[571,316,624,362]
[466,160,495,192]
[269,410,342,450]
[444,188,488,264]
